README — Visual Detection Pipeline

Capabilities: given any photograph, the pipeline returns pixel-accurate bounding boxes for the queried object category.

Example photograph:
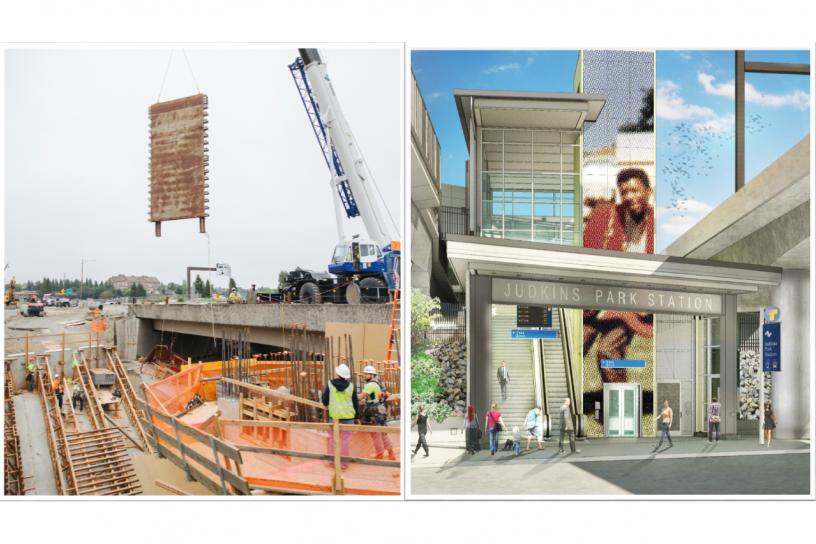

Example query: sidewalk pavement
[409,423,810,470]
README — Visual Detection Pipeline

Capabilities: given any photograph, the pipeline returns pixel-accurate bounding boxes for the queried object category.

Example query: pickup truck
[20,299,45,317]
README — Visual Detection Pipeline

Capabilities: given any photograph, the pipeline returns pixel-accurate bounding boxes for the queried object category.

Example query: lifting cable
[156,49,201,103]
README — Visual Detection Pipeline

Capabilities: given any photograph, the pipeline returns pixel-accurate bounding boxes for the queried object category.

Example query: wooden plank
[102,414,145,452]
[235,445,399,468]
[149,423,249,494]
[153,442,233,496]
[140,416,242,463]
[221,378,325,410]
[155,480,190,495]
[218,418,400,434]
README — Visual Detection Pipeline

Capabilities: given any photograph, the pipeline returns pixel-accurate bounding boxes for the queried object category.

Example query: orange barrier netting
[145,365,400,495]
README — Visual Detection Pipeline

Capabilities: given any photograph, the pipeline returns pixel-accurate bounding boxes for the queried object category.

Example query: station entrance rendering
[446,236,782,440]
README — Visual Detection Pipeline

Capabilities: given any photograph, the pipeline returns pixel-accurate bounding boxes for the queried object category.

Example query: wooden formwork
[64,429,141,495]
[4,363,25,495]
[103,347,152,452]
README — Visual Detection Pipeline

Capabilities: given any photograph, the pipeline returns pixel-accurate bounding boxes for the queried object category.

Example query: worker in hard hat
[228,288,242,304]
[321,363,358,469]
[25,358,37,391]
[359,365,396,461]
[52,372,64,411]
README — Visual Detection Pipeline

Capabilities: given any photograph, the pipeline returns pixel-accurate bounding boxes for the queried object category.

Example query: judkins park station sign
[493,278,723,315]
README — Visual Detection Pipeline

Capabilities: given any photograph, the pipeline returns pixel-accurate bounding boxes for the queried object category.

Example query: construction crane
[284,48,400,304]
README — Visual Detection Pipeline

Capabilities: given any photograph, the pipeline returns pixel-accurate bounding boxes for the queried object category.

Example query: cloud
[658,198,715,239]
[698,72,810,109]
[692,113,734,134]
[656,79,715,120]
[697,72,733,97]
[677,51,692,61]
[425,91,443,101]
[483,62,521,75]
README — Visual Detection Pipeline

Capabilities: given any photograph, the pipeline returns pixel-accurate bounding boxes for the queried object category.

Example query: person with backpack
[485,403,506,456]
[359,365,395,461]
[25,358,37,391]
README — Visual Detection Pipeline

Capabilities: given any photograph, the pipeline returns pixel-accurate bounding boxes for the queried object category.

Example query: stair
[540,309,569,435]
[104,347,152,452]
[490,305,536,439]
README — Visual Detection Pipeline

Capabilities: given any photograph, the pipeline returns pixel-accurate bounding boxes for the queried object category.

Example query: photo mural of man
[580,50,656,437]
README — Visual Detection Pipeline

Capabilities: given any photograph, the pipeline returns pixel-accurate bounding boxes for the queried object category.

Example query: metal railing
[411,72,441,192]
[439,206,469,238]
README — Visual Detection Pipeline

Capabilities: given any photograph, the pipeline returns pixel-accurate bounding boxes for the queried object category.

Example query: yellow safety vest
[328,382,355,420]
[363,380,382,403]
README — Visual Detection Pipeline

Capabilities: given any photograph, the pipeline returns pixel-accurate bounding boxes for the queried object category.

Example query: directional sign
[517,305,552,328]
[216,263,231,277]
[511,329,558,340]
[762,322,781,372]
[600,359,646,369]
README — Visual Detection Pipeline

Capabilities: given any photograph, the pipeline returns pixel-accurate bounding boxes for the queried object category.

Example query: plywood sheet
[324,322,389,363]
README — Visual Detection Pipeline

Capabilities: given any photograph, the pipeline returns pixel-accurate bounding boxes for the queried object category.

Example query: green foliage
[410,351,451,422]
[410,289,440,350]
[127,282,147,297]
[193,274,205,297]
[228,277,237,291]
[278,271,288,290]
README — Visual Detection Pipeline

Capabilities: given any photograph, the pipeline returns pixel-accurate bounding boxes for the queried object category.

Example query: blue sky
[412,49,810,251]
[412,50,579,186]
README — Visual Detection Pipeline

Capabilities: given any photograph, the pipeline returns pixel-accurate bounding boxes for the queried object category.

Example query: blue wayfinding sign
[762,322,781,372]
[600,359,646,369]
[511,329,558,339]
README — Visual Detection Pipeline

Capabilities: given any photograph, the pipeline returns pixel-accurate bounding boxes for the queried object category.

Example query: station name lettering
[494,278,721,314]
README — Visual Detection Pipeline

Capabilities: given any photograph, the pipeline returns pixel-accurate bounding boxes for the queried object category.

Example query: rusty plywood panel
[149,93,209,236]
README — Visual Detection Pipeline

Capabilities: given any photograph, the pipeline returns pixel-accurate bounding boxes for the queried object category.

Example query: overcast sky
[4,47,402,288]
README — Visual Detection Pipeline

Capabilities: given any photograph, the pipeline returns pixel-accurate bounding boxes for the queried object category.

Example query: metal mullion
[530,130,535,241]
[559,131,564,244]
[502,129,506,239]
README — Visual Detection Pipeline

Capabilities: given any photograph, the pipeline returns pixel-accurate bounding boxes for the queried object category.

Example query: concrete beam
[150,319,323,349]
[132,303,390,332]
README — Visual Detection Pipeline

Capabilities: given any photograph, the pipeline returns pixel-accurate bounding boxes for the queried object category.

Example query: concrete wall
[441,184,467,208]
[411,202,433,295]
[467,274,492,429]
[770,269,810,439]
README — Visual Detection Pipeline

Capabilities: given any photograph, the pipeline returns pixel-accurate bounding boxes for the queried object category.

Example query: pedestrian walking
[525,406,544,450]
[653,399,674,451]
[412,406,431,457]
[764,401,776,448]
[485,403,505,456]
[496,362,510,401]
[558,398,580,454]
[463,404,481,454]
[707,397,721,443]
[321,363,358,470]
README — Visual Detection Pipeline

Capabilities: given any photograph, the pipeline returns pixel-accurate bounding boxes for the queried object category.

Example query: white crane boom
[298,48,399,249]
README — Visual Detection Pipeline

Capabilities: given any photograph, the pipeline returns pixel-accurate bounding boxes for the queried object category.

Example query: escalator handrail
[559,307,580,420]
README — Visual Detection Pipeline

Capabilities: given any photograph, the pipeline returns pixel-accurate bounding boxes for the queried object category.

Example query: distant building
[108,274,161,294]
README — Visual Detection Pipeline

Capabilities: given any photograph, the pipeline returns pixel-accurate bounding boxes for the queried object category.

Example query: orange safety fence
[144,364,400,495]
[219,420,400,495]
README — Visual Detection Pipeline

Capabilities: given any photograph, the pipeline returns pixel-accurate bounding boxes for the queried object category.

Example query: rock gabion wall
[432,339,467,415]
[739,350,772,419]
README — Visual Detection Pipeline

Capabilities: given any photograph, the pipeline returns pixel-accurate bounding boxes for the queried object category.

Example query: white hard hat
[335,364,351,379]
[363,365,378,375]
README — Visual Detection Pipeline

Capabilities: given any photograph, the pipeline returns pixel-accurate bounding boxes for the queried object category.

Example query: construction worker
[52,372,64,410]
[321,363,358,469]
[359,365,395,461]
[71,353,81,377]
[25,358,37,391]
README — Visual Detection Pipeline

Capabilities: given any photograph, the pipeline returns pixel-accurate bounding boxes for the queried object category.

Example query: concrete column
[771,269,810,439]
[467,273,492,434]
[721,294,738,435]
